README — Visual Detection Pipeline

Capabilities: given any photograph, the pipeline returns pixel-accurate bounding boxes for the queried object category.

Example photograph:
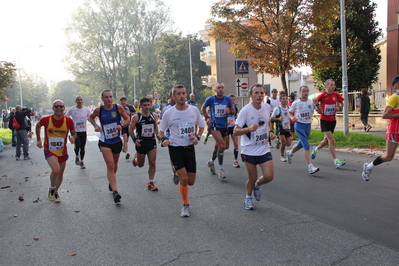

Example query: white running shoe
[218,169,226,180]
[180,205,190,217]
[362,162,372,181]
[308,165,320,175]
[207,160,216,174]
[280,155,286,162]
[285,151,292,164]
[244,197,255,210]
[253,184,261,201]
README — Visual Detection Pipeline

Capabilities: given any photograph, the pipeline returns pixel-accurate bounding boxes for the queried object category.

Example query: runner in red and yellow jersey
[36,100,76,203]
[362,75,399,181]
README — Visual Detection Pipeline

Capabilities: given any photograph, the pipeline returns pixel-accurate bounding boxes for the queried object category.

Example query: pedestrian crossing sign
[235,60,249,74]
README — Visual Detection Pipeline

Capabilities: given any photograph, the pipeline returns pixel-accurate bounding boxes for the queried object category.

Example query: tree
[208,0,334,94]
[51,81,83,107]
[152,33,210,104]
[311,0,382,92]
[0,61,16,101]
[21,73,49,110]
[65,0,171,100]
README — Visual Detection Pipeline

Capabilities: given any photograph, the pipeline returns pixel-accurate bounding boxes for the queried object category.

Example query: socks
[217,151,224,166]
[234,148,238,159]
[179,184,189,205]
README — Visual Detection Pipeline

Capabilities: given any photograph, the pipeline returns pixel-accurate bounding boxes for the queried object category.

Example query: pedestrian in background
[360,88,372,132]
[15,105,32,160]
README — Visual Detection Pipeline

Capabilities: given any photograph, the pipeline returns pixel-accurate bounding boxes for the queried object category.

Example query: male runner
[129,97,160,191]
[66,95,91,169]
[159,85,205,217]
[88,90,130,203]
[119,96,136,160]
[226,94,240,168]
[271,94,292,162]
[311,79,346,168]
[362,75,399,181]
[36,100,76,203]
[234,84,275,210]
[201,82,235,179]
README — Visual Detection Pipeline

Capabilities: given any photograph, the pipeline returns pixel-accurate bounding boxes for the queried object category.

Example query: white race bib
[49,137,64,151]
[215,105,226,117]
[254,128,268,146]
[141,124,154,137]
[103,122,118,139]
[324,104,336,116]
[179,121,195,139]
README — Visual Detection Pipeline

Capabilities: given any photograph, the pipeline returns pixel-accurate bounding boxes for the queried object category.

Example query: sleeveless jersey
[99,104,122,144]
[44,116,69,157]
[136,112,156,140]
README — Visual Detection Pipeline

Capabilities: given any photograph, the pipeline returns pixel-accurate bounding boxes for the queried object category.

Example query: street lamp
[18,45,43,106]
[133,66,143,101]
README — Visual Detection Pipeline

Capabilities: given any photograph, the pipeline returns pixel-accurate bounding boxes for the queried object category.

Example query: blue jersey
[99,104,122,144]
[204,95,233,128]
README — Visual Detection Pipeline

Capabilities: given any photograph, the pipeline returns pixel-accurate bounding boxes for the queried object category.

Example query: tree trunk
[280,74,288,95]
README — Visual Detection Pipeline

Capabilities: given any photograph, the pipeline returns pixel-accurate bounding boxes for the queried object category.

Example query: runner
[234,84,275,210]
[201,82,235,179]
[288,94,296,140]
[119,96,136,160]
[311,79,346,168]
[362,75,399,181]
[271,94,292,162]
[129,97,160,191]
[269,88,280,148]
[226,94,240,168]
[36,100,76,203]
[88,90,130,203]
[159,84,205,217]
[285,86,322,175]
[66,95,91,169]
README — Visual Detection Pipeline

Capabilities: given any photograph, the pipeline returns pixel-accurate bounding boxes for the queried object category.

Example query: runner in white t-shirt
[271,94,292,162]
[159,85,205,218]
[234,84,275,211]
[285,86,322,175]
[65,95,91,169]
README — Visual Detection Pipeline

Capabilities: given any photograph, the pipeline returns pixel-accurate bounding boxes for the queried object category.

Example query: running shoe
[16,157,20,161]
[285,151,292,164]
[113,191,121,203]
[280,155,286,162]
[218,169,226,180]
[147,181,158,191]
[308,165,320,175]
[311,146,318,160]
[173,171,179,185]
[24,156,33,160]
[125,153,130,160]
[75,157,80,165]
[80,161,86,169]
[334,159,346,169]
[253,184,261,201]
[48,188,55,201]
[244,197,255,210]
[366,125,372,132]
[233,159,240,168]
[54,192,61,203]
[180,204,190,217]
[362,162,372,181]
[207,160,216,174]
[275,139,281,149]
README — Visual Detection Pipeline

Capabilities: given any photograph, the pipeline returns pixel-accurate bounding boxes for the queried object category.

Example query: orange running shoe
[147,181,158,191]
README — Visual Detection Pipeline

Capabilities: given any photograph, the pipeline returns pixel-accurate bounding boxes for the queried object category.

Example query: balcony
[201,74,217,86]
[200,48,216,61]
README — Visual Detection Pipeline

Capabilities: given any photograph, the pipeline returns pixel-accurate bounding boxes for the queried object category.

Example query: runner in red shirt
[311,79,346,169]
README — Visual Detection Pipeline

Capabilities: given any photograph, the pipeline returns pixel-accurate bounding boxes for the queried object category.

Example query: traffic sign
[236,77,249,97]
[235,60,249,74]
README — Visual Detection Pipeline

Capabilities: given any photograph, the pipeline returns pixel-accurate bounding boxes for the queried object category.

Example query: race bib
[141,124,154,137]
[49,137,64,151]
[254,128,268,146]
[103,122,118,139]
[324,104,336,116]
[179,121,195,139]
[227,116,235,127]
[75,119,86,130]
[215,105,226,117]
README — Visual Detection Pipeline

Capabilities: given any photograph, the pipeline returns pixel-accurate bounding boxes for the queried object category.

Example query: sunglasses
[53,105,64,108]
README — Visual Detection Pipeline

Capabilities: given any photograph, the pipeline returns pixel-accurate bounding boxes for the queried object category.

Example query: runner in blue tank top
[201,82,236,180]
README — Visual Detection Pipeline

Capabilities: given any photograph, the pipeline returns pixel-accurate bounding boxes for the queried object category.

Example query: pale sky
[0,0,387,84]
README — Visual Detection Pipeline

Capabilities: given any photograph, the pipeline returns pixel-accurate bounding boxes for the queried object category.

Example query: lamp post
[18,45,43,106]
[133,66,143,101]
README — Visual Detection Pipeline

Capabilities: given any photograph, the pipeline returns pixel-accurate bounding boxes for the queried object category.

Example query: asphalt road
[1,127,399,265]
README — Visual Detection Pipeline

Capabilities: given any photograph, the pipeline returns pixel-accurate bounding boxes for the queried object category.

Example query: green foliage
[0,129,12,145]
[209,0,334,93]
[152,33,210,104]
[0,61,16,101]
[312,0,382,91]
[65,0,172,101]
[309,129,386,149]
